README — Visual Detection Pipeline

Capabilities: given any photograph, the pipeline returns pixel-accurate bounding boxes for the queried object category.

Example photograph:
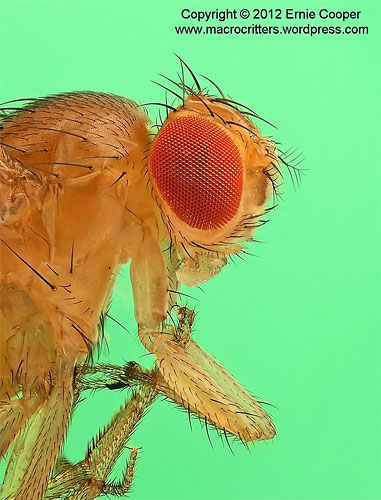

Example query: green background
[0,0,380,499]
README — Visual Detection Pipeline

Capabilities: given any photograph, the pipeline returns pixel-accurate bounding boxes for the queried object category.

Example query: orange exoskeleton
[0,58,293,499]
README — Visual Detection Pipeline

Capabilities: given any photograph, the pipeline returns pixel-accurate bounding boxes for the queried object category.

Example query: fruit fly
[0,57,296,499]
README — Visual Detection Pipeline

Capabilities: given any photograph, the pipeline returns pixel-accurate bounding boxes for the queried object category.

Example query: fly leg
[100,447,138,497]
[45,450,138,500]
[42,362,156,498]
[0,279,77,500]
[43,382,158,500]
[131,245,277,443]
[0,396,40,461]
[74,362,154,394]
[169,305,196,346]
[0,363,74,500]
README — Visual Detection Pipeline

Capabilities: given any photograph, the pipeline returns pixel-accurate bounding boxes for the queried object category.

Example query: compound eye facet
[149,116,243,231]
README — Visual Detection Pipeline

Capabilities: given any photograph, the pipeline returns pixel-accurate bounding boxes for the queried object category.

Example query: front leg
[129,226,170,350]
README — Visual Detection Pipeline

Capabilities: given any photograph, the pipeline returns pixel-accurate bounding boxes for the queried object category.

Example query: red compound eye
[149,116,243,230]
